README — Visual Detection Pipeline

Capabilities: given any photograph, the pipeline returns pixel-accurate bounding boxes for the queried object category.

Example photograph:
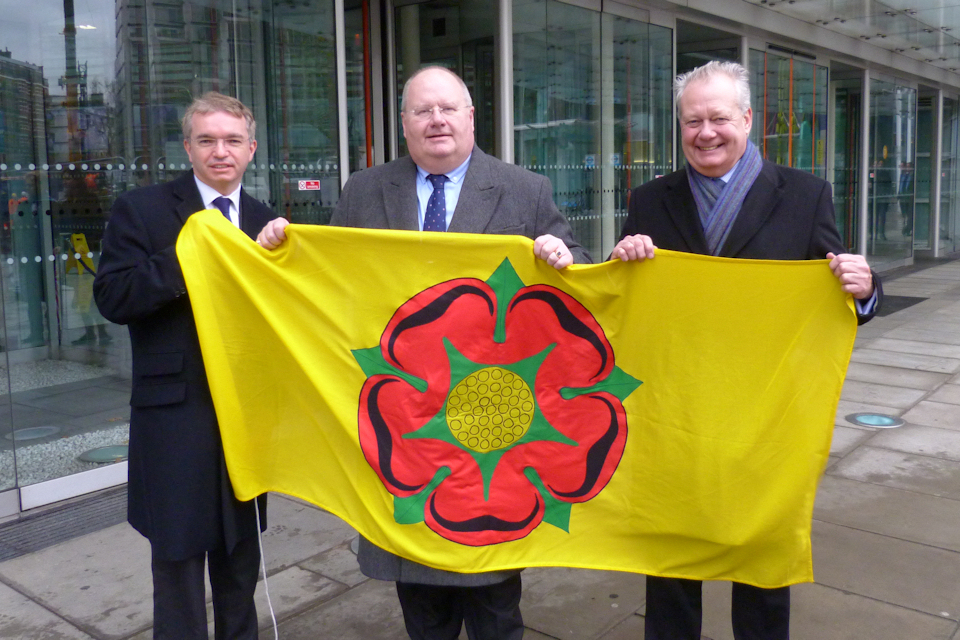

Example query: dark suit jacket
[335,147,591,586]
[621,161,882,323]
[93,171,274,561]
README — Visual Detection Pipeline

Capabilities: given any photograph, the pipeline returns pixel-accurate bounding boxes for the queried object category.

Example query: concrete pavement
[1,259,959,640]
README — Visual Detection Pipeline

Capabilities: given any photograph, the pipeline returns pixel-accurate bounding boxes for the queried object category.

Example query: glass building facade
[1,0,959,516]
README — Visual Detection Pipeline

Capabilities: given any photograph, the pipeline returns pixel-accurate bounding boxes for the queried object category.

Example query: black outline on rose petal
[367,378,425,493]
[388,284,494,366]
[509,290,607,378]
[429,492,542,534]
[550,395,622,499]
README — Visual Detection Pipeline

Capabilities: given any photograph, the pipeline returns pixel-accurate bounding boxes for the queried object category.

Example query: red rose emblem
[353,259,641,546]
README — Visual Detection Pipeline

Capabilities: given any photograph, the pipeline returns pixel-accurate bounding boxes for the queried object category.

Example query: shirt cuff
[854,290,878,316]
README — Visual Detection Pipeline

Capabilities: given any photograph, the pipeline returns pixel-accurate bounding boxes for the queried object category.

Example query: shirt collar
[415,153,472,185]
[194,174,242,210]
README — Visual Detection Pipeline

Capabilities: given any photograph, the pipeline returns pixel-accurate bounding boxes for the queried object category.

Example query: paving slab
[597,612,645,639]
[253,565,348,631]
[297,542,367,587]
[862,338,960,359]
[883,328,960,346]
[0,581,94,639]
[520,567,645,640]
[829,425,872,456]
[810,520,960,619]
[903,401,960,431]
[929,384,960,405]
[814,475,960,552]
[849,349,960,374]
[789,583,957,640]
[829,445,960,499]
[843,361,951,389]
[839,379,928,409]
[0,522,152,639]
[260,495,357,574]
[274,576,407,640]
[868,425,960,461]
[695,580,958,640]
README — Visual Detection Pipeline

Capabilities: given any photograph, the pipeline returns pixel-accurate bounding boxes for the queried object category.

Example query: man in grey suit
[258,66,589,640]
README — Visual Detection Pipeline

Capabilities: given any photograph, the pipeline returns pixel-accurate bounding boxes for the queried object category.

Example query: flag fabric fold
[177,209,856,588]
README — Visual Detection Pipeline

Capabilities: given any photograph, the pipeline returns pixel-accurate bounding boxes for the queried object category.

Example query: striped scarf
[687,140,763,256]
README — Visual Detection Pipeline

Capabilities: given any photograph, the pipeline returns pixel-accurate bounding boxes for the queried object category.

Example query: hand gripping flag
[177,210,858,588]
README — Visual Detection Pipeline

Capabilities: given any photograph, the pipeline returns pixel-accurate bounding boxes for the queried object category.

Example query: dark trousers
[645,576,790,640]
[396,574,524,640]
[151,535,261,640]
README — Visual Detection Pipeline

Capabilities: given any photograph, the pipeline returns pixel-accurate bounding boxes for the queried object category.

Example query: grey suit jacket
[333,147,590,586]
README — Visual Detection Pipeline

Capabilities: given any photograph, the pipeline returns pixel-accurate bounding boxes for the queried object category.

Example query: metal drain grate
[0,485,127,562]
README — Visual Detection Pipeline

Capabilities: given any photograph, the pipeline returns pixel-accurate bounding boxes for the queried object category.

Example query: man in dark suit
[613,61,881,640]
[258,66,589,640]
[94,92,273,640]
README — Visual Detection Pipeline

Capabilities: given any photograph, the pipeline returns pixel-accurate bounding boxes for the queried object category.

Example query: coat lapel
[381,157,420,231]
[718,161,782,258]
[664,172,709,254]
[172,172,205,226]
[447,148,499,234]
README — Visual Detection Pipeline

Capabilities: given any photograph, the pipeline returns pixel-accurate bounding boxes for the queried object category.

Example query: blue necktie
[213,196,232,221]
[424,174,448,232]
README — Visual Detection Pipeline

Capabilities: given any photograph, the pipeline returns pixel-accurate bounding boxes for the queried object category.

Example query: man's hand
[534,234,574,269]
[257,218,290,250]
[612,234,656,261]
[827,252,874,299]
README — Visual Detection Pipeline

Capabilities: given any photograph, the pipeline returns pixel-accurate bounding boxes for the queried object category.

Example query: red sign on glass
[298,180,321,191]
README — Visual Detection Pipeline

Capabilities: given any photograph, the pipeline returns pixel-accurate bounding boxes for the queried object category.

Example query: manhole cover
[4,426,60,441]
[846,413,905,428]
[78,445,129,463]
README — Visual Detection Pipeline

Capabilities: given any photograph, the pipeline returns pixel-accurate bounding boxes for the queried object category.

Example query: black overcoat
[94,171,273,561]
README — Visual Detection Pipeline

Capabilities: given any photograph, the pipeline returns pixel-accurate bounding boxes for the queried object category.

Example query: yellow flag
[177,210,856,588]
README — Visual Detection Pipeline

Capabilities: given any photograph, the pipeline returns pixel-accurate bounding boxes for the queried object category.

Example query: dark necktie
[212,196,232,220]
[424,174,448,232]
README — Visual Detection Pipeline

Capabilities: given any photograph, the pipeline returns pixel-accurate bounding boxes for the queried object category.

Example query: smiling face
[678,74,752,178]
[184,111,257,195]
[401,68,475,174]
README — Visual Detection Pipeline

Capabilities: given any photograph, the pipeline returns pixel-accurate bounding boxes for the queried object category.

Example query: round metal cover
[846,413,905,428]
[78,445,129,463]
[4,426,60,441]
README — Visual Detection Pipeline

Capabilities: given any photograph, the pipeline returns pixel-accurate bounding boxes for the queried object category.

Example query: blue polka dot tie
[212,196,232,220]
[424,174,448,232]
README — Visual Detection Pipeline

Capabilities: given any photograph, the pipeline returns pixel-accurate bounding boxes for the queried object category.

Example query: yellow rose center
[445,367,535,453]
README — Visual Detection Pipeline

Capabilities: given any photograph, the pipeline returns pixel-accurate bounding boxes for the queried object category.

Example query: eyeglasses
[192,136,249,149]
[406,105,468,121]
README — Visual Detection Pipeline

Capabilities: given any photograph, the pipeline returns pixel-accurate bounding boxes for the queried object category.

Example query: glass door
[867,78,916,268]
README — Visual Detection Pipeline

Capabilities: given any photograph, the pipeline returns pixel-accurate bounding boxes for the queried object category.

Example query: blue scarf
[687,140,763,256]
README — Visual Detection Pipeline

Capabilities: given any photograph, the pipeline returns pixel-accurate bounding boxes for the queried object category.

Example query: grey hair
[182,92,256,141]
[674,60,751,118]
[400,66,473,112]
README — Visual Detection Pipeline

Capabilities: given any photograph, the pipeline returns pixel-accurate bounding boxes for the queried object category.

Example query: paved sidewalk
[1,260,959,640]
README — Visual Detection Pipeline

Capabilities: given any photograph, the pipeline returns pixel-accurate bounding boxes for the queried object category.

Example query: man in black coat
[94,93,273,640]
[613,61,881,640]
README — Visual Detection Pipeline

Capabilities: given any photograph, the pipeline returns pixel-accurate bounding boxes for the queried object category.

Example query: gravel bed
[0,423,130,489]
[0,360,118,395]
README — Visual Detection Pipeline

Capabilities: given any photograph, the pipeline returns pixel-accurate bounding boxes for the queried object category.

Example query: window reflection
[513,1,673,259]
[0,0,341,494]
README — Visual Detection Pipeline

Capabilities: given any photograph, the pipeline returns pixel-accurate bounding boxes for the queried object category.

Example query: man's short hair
[182,92,256,141]
[400,66,473,112]
[674,61,752,118]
